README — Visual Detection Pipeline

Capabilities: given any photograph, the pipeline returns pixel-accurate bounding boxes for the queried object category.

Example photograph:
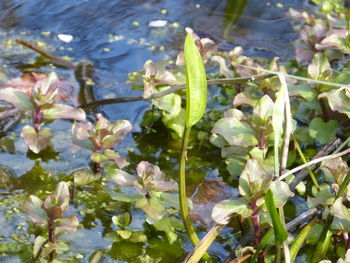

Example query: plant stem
[48,215,56,261]
[293,137,320,191]
[179,126,200,246]
[251,200,264,263]
[319,98,329,122]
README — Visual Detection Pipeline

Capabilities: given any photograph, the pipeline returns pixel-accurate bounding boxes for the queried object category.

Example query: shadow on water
[0,0,309,262]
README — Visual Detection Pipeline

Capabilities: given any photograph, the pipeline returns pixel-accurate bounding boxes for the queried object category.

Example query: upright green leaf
[265,189,288,242]
[184,33,207,128]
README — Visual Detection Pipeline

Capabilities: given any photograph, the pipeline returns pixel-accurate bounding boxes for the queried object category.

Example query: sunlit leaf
[112,212,131,229]
[21,125,53,154]
[308,53,332,80]
[308,184,334,208]
[153,216,179,244]
[55,215,79,232]
[252,95,274,127]
[102,120,132,149]
[319,87,350,118]
[107,169,137,186]
[73,168,100,185]
[184,33,207,128]
[135,196,165,224]
[43,104,86,121]
[103,149,127,168]
[269,180,294,208]
[23,195,48,225]
[117,229,133,239]
[0,87,34,112]
[330,197,350,232]
[309,117,337,144]
[239,158,273,201]
[33,236,47,258]
[211,198,252,224]
[212,117,258,147]
[43,181,70,217]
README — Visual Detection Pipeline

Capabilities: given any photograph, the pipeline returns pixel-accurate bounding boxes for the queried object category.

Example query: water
[0,0,309,262]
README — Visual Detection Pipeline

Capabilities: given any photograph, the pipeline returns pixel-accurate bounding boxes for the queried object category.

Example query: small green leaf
[112,212,131,229]
[330,197,350,231]
[135,196,165,223]
[73,168,100,185]
[319,87,350,118]
[184,33,207,128]
[264,189,288,242]
[21,125,53,154]
[117,229,133,239]
[309,118,337,144]
[308,53,332,81]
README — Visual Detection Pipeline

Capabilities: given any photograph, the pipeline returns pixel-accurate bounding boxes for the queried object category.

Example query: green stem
[293,137,320,191]
[333,136,350,154]
[179,126,200,246]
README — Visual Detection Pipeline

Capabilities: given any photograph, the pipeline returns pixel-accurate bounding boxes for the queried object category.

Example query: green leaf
[309,117,337,144]
[0,136,15,154]
[269,180,294,208]
[128,231,148,243]
[307,184,334,208]
[162,108,186,139]
[55,215,79,232]
[239,158,273,201]
[290,217,317,262]
[184,33,207,128]
[212,117,258,147]
[319,87,350,118]
[264,189,288,242]
[112,212,131,229]
[73,168,100,185]
[308,53,332,81]
[33,236,47,258]
[0,87,34,112]
[21,125,53,154]
[330,197,350,231]
[109,191,143,203]
[153,216,179,244]
[117,229,133,239]
[211,198,252,224]
[252,95,274,127]
[135,196,165,224]
[107,169,137,186]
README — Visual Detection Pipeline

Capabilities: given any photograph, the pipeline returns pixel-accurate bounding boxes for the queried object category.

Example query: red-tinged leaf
[103,149,127,168]
[43,104,86,121]
[0,87,34,112]
[107,169,137,186]
[21,125,53,154]
[43,182,70,214]
[73,168,100,185]
[23,195,48,225]
[55,215,79,232]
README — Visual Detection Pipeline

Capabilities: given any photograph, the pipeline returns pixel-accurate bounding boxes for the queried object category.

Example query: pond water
[0,0,310,262]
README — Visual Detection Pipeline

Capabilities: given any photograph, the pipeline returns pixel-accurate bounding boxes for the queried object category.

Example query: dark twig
[16,39,76,69]
[288,138,341,190]
[80,73,275,108]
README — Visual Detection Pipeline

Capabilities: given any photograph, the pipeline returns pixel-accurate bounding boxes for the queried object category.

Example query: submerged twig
[80,73,275,108]
[280,147,350,181]
[16,39,76,69]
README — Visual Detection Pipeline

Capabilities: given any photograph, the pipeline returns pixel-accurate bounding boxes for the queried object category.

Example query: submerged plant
[23,181,78,261]
[107,161,182,243]
[0,72,86,153]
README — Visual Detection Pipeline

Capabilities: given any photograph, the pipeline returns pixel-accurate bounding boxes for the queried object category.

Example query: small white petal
[57,34,74,43]
[148,20,168,28]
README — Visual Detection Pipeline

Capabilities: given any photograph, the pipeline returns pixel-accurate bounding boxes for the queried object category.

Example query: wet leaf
[103,149,127,168]
[331,197,350,231]
[153,216,181,244]
[117,229,133,239]
[211,198,252,224]
[135,196,165,223]
[252,95,274,127]
[269,180,294,208]
[184,33,207,128]
[0,136,15,154]
[162,108,186,139]
[309,117,337,144]
[239,158,273,201]
[0,87,34,112]
[43,104,86,121]
[23,195,48,225]
[107,169,137,186]
[109,191,143,203]
[33,236,47,258]
[306,223,324,245]
[152,89,181,117]
[112,211,131,228]
[319,87,350,118]
[212,117,258,147]
[102,120,132,149]
[73,168,100,185]
[21,125,53,154]
[321,157,349,185]
[308,53,332,80]
[43,181,70,216]
[128,231,148,243]
[55,215,79,232]
[308,184,334,208]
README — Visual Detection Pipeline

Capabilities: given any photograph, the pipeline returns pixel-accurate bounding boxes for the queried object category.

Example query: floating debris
[57,33,74,43]
[148,20,168,28]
